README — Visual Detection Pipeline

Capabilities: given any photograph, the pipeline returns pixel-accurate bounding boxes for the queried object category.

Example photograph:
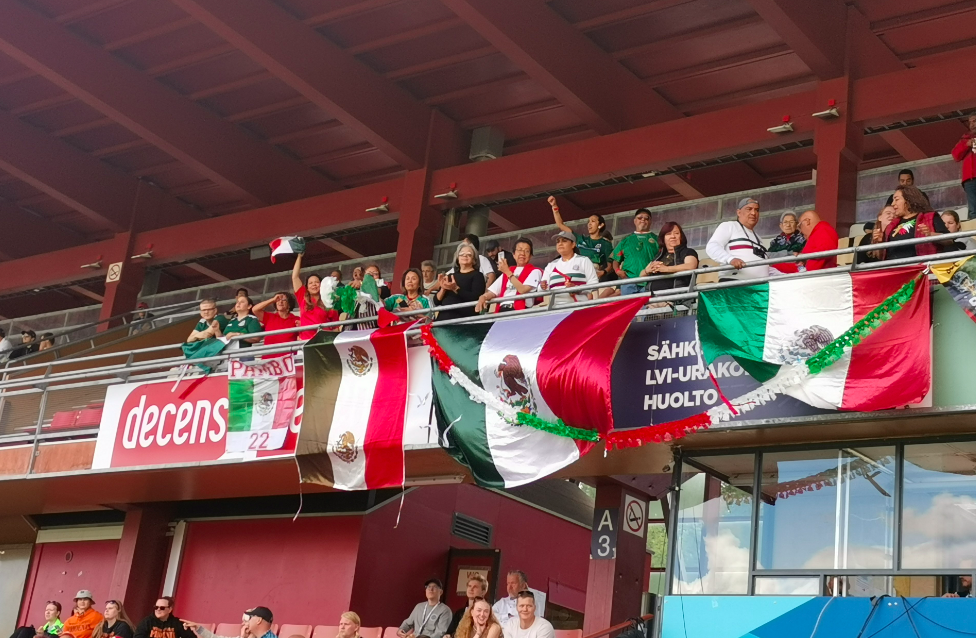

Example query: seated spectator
[134,598,194,638]
[875,186,952,260]
[336,612,361,638]
[641,222,699,295]
[222,296,262,348]
[435,244,487,321]
[884,169,928,207]
[539,232,598,308]
[854,206,896,266]
[942,575,972,598]
[774,211,839,273]
[500,592,553,638]
[386,268,431,314]
[92,600,134,638]
[768,212,805,256]
[448,575,490,637]
[398,579,451,638]
[62,591,104,638]
[187,607,275,638]
[187,300,228,343]
[365,264,392,300]
[0,327,12,357]
[942,210,976,251]
[9,600,63,638]
[484,240,513,281]
[129,303,155,335]
[252,292,300,358]
[454,598,500,638]
[549,196,614,280]
[705,197,772,280]
[611,208,658,295]
[492,571,528,623]
[475,238,542,313]
[38,333,55,351]
[421,260,440,298]
[9,330,38,359]
[291,253,340,339]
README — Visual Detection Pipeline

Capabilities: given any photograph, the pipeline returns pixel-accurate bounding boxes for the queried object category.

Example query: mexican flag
[226,355,298,453]
[181,337,229,374]
[269,236,305,263]
[297,323,414,490]
[697,266,930,411]
[431,298,644,488]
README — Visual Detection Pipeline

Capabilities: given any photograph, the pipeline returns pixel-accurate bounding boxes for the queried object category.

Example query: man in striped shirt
[705,197,774,280]
[540,232,599,308]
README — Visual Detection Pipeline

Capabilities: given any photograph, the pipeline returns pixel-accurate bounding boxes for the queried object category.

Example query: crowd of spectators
[90,172,951,361]
[12,572,556,638]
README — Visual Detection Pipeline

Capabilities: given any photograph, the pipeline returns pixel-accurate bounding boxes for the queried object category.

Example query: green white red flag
[269,236,306,263]
[226,355,298,452]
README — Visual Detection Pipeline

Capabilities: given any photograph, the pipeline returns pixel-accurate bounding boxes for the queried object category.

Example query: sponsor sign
[611,317,828,429]
[92,370,303,469]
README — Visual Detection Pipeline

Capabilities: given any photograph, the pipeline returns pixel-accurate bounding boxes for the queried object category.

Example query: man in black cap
[397,579,451,638]
[9,329,38,359]
[184,607,275,638]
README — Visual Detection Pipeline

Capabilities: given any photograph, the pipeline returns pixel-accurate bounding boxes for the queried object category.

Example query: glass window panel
[672,455,754,594]
[647,522,667,569]
[756,447,895,570]
[648,500,664,519]
[754,577,819,595]
[902,442,976,569]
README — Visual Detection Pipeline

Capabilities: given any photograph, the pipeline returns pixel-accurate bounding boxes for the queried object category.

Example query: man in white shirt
[493,570,546,623]
[540,232,598,308]
[705,197,773,280]
[501,591,553,638]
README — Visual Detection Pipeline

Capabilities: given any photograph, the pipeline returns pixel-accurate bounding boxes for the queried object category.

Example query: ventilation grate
[452,512,493,546]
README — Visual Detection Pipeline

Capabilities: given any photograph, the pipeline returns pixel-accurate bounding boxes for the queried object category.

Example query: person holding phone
[435,244,486,321]
[385,268,431,315]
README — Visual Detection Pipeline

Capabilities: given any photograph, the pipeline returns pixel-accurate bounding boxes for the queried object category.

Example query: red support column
[97,231,146,331]
[813,76,863,236]
[392,112,467,292]
[582,483,649,635]
[107,506,173,619]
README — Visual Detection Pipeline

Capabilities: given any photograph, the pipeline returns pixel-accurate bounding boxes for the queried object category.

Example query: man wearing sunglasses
[133,597,194,638]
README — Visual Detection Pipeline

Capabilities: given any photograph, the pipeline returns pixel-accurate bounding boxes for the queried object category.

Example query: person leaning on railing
[386,268,431,314]
[538,231,598,308]
[186,299,228,343]
[638,221,698,295]
[252,292,300,359]
[772,211,839,274]
[436,243,486,321]
[874,185,953,260]
[475,238,542,313]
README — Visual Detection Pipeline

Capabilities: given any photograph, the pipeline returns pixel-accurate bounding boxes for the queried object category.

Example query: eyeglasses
[154,606,170,611]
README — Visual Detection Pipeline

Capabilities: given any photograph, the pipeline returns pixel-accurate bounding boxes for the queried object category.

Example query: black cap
[21,330,35,339]
[424,578,444,590]
[245,607,273,624]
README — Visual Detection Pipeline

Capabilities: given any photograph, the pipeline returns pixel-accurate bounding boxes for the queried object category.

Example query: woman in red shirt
[291,252,339,339]
[252,292,301,358]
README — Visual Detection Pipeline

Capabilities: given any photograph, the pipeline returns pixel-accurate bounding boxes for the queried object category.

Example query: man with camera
[706,197,773,280]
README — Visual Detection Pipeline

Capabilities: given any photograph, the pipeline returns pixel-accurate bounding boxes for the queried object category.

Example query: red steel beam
[0,1,338,208]
[0,108,202,231]
[0,199,82,258]
[744,0,848,79]
[170,0,438,170]
[438,0,681,134]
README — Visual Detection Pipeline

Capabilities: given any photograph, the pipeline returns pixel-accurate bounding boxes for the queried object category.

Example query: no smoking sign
[622,494,647,538]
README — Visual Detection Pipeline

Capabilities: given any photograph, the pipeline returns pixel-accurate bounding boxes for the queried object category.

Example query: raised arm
[291,252,304,293]
[252,294,279,321]
[549,196,573,235]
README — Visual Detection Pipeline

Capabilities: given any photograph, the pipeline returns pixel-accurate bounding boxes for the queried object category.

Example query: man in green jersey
[187,298,229,342]
[612,208,659,295]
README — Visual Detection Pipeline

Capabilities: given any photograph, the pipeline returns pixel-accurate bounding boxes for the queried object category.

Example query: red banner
[92,371,303,469]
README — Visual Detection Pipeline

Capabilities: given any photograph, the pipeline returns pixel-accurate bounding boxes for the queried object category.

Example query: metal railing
[1,228,974,464]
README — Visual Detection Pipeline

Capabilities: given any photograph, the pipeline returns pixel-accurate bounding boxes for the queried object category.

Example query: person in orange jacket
[62,591,104,638]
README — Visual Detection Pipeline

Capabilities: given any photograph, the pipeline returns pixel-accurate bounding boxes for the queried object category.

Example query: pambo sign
[92,370,303,469]
[611,316,829,429]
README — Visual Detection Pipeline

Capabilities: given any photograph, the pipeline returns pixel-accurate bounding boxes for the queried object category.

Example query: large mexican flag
[697,266,930,411]
[431,298,644,488]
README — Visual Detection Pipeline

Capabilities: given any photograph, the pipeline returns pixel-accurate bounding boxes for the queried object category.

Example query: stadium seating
[278,625,312,638]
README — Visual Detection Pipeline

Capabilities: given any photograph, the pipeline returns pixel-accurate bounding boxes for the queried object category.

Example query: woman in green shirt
[40,601,64,636]
[223,296,262,348]
[385,268,431,316]
[549,196,614,273]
